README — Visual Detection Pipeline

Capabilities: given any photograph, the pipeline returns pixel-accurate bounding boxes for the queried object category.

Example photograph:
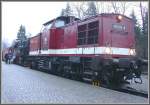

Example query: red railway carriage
[28,14,141,86]
[29,33,41,55]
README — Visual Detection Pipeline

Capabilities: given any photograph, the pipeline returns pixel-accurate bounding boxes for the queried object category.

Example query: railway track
[94,83,148,98]
[84,80,148,98]
[115,86,148,98]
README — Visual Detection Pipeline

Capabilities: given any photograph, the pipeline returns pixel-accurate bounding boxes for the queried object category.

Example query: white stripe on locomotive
[29,47,135,56]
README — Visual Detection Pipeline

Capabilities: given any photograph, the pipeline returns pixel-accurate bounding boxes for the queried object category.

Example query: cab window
[112,24,125,31]
[46,23,52,29]
[55,20,65,28]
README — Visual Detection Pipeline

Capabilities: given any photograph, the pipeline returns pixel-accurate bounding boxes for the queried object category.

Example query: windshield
[112,24,126,31]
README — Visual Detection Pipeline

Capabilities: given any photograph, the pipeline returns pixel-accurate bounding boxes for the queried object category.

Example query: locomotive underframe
[25,55,142,86]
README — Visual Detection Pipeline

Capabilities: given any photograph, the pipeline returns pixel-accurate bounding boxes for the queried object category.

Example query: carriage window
[55,20,65,27]
[112,24,125,31]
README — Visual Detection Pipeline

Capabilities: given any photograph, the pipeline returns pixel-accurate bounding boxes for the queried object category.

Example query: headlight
[118,15,122,20]
[116,15,123,22]
[129,49,136,56]
[104,47,112,54]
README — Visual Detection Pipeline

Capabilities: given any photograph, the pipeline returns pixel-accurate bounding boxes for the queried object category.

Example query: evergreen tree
[66,3,73,16]
[130,10,148,59]
[17,25,27,49]
[142,11,148,58]
[130,10,142,37]
[143,11,148,35]
[16,25,29,65]
[60,9,66,16]
[17,25,26,39]
[60,3,73,16]
[85,2,97,18]
[130,10,142,57]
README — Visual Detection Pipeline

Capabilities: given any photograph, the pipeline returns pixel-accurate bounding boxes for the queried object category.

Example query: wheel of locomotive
[69,63,80,80]
[112,70,125,86]
[101,66,114,86]
[55,62,64,76]
[30,61,37,70]
[90,57,102,81]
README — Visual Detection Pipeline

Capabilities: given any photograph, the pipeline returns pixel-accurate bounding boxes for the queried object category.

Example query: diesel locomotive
[5,13,145,86]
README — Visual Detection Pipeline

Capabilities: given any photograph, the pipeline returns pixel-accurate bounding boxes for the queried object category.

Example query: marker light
[105,47,112,54]
[129,49,136,56]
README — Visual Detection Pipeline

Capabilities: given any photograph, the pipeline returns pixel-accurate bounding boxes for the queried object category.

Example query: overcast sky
[2,2,67,45]
[2,1,148,45]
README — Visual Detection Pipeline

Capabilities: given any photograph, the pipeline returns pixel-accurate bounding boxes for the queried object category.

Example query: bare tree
[72,2,87,19]
[111,2,127,15]
[120,2,127,15]
[104,3,112,13]
[95,2,112,13]
[111,2,119,13]
[139,2,148,58]
[85,1,98,18]
[139,2,148,35]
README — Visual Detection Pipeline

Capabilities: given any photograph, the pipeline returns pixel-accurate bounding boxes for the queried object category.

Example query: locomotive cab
[54,16,80,27]
[42,16,80,29]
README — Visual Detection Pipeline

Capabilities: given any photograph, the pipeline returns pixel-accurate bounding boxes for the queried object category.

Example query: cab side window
[55,20,65,28]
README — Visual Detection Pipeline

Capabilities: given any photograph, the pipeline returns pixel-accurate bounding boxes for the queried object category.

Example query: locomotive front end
[98,14,144,85]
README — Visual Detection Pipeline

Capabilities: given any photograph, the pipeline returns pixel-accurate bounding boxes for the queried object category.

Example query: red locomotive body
[27,14,141,85]
[29,14,135,58]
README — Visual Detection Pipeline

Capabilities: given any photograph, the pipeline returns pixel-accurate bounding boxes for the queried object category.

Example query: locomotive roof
[43,16,80,26]
[43,13,132,26]
[29,32,41,39]
[56,16,80,20]
[100,13,132,20]
[31,13,133,39]
[43,19,55,26]
[78,13,133,22]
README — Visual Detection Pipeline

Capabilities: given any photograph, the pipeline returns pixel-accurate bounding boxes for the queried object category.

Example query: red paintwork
[29,13,135,58]
[63,22,78,48]
[30,33,41,51]
[102,14,135,48]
